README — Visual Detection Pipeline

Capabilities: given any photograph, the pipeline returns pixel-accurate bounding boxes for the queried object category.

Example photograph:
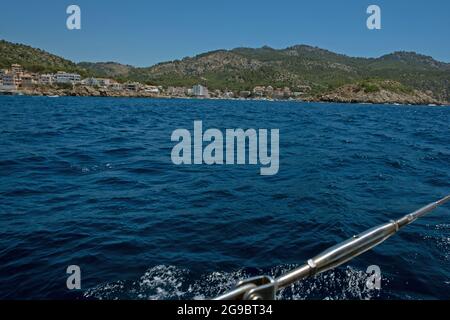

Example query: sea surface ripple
[0,96,449,300]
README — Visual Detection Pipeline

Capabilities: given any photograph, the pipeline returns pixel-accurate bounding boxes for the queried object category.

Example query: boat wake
[83,265,384,300]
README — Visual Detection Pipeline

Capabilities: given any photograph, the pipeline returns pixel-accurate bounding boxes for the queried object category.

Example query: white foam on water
[84,265,383,300]
[278,266,383,300]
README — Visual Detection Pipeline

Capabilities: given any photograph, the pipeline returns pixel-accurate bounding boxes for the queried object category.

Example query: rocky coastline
[2,83,448,106]
[315,82,443,106]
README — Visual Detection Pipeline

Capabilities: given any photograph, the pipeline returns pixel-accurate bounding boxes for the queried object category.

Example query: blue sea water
[0,96,449,300]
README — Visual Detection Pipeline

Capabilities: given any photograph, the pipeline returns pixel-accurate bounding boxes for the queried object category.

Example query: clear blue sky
[1,0,449,66]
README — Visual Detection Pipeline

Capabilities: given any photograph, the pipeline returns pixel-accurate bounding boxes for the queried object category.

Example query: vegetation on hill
[1,39,449,102]
[113,45,450,101]
[0,40,87,75]
[317,79,438,105]
[358,79,413,94]
[77,61,134,79]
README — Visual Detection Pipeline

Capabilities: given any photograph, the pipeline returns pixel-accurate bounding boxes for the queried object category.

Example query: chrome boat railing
[214,194,450,300]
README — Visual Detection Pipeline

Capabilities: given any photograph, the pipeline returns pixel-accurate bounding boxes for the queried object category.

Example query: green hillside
[116,45,450,101]
[0,40,86,75]
[1,39,449,102]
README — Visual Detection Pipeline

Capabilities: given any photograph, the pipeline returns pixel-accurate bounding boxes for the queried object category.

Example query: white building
[83,77,100,87]
[55,72,81,84]
[144,85,160,94]
[109,82,123,91]
[192,84,209,97]
[98,78,112,87]
[39,74,54,85]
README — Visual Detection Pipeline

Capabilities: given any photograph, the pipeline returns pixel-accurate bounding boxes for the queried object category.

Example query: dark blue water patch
[0,96,449,300]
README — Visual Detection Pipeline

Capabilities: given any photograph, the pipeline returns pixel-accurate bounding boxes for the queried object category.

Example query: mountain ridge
[1,40,449,102]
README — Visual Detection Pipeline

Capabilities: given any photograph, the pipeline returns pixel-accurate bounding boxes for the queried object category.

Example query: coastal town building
[144,85,160,94]
[54,71,81,84]
[109,82,123,91]
[39,74,54,85]
[167,86,187,97]
[21,73,37,88]
[11,64,23,74]
[253,86,266,97]
[0,62,304,101]
[124,82,141,91]
[97,78,112,87]
[81,77,115,88]
[192,84,209,97]
[83,77,100,87]
[0,65,25,90]
[0,72,20,90]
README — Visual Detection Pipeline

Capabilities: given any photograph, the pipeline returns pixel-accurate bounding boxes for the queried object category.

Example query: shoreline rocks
[8,84,449,106]
[314,81,444,105]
